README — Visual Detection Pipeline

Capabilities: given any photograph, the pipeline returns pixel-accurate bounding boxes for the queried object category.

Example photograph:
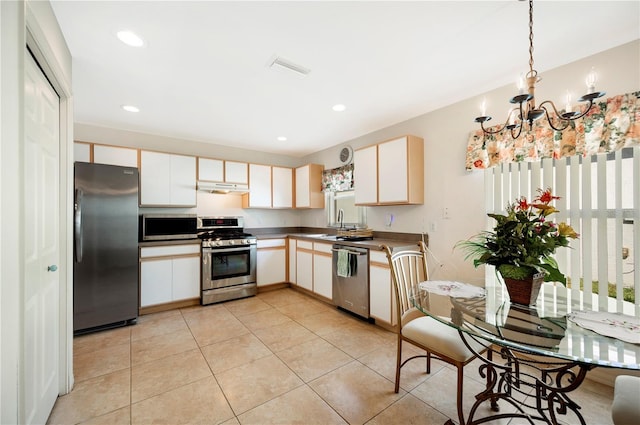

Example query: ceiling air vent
[269,56,311,77]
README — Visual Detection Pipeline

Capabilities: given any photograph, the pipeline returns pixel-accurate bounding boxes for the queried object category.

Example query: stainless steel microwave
[139,214,198,241]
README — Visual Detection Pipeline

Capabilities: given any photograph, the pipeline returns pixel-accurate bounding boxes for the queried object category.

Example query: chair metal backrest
[384,242,429,328]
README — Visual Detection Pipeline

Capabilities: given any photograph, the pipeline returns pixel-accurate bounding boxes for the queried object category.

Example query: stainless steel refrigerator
[74,162,139,333]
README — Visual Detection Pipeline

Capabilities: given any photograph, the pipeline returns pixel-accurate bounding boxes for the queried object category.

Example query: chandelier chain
[528,0,535,75]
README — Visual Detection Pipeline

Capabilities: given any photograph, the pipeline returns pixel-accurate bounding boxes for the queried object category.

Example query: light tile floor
[48,288,615,425]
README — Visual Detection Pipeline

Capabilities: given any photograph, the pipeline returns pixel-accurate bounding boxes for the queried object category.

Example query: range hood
[197,181,249,194]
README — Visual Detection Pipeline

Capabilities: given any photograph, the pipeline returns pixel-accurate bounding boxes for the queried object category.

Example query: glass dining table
[411,280,640,425]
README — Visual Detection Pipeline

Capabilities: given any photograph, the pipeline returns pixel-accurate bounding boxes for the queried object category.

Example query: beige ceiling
[50,1,640,157]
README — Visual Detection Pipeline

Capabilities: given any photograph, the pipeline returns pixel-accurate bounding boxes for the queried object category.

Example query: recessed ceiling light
[122,105,140,113]
[116,30,145,47]
[332,104,346,112]
[277,136,287,142]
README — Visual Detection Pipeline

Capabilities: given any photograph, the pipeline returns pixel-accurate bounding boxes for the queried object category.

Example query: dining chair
[383,241,487,425]
[611,375,640,425]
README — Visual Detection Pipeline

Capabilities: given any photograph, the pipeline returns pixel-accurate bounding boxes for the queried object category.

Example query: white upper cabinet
[93,144,138,168]
[73,142,138,167]
[355,135,424,206]
[198,158,224,181]
[244,163,272,208]
[225,161,249,184]
[295,164,324,209]
[74,142,91,162]
[354,145,378,205]
[272,166,293,208]
[140,150,196,206]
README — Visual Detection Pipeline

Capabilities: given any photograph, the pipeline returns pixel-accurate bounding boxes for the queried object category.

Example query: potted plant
[457,188,579,305]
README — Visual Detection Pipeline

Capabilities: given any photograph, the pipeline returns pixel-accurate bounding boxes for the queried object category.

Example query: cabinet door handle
[47,265,58,272]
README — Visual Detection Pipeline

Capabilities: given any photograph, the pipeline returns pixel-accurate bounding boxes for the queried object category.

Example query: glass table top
[411,281,640,370]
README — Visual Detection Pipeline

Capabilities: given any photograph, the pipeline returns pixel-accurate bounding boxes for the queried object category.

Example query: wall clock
[339,146,353,164]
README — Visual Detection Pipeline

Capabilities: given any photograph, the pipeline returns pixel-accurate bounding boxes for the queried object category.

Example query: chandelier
[474,0,605,139]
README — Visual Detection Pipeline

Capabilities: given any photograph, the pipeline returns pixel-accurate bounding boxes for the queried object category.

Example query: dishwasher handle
[331,248,367,256]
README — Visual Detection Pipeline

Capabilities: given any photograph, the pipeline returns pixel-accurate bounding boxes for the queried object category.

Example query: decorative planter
[501,271,545,306]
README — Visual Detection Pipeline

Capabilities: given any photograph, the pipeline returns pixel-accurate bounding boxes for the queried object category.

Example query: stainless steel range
[198,216,257,305]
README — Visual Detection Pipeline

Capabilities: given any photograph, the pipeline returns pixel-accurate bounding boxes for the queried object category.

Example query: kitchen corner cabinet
[243,164,293,209]
[140,244,200,308]
[355,135,424,206]
[140,150,196,207]
[256,239,287,286]
[368,250,396,326]
[295,164,324,209]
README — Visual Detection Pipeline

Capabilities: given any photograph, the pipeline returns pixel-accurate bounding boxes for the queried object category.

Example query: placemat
[419,280,486,298]
[567,310,640,344]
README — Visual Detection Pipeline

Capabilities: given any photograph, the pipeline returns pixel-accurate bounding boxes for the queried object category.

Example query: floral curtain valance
[465,91,640,171]
[322,163,354,192]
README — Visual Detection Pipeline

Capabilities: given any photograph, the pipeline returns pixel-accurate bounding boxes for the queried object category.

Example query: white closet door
[23,51,60,425]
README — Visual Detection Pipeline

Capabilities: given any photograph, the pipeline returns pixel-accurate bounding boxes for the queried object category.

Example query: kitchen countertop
[258,233,422,251]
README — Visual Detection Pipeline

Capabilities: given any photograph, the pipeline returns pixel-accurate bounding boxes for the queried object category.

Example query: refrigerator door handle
[74,188,83,263]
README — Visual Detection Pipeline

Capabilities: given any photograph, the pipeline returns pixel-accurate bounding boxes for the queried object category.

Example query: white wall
[301,40,640,285]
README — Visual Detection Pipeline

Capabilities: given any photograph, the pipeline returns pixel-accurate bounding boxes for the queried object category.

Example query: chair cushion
[612,375,640,425]
[402,316,485,362]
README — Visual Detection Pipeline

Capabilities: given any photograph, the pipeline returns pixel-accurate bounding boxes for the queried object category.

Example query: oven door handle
[204,245,253,253]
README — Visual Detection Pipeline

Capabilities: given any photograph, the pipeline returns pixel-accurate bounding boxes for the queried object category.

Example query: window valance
[322,163,354,192]
[465,91,640,170]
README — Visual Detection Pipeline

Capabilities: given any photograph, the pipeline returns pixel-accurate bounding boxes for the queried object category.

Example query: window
[325,190,367,228]
[485,147,639,316]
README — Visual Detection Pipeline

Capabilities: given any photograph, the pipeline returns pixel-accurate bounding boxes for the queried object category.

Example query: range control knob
[243,239,250,245]
[229,240,235,245]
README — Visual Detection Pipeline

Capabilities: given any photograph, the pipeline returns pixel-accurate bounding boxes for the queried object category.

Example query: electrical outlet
[430,222,437,232]
[443,207,450,219]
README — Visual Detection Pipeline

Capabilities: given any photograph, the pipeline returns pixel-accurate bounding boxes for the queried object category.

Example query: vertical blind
[484,147,639,318]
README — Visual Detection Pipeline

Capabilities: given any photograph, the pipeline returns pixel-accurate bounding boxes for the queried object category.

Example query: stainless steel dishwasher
[332,244,369,319]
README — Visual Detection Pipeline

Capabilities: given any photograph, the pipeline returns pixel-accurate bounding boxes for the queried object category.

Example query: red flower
[535,188,559,205]
[516,197,529,211]
[473,159,484,168]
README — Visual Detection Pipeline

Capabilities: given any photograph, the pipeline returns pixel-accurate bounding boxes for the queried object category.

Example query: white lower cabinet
[369,250,396,325]
[296,240,313,291]
[140,259,173,307]
[312,242,333,300]
[257,239,287,286]
[171,256,200,300]
[140,244,200,308]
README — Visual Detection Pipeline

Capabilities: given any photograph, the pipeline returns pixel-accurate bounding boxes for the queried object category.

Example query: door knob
[47,265,58,272]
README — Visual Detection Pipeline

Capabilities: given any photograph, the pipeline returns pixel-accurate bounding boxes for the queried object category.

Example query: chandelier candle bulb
[564,91,572,113]
[585,67,598,94]
[481,99,487,117]
[517,74,525,95]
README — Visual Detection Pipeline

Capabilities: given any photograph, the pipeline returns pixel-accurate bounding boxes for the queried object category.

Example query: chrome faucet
[337,208,344,228]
